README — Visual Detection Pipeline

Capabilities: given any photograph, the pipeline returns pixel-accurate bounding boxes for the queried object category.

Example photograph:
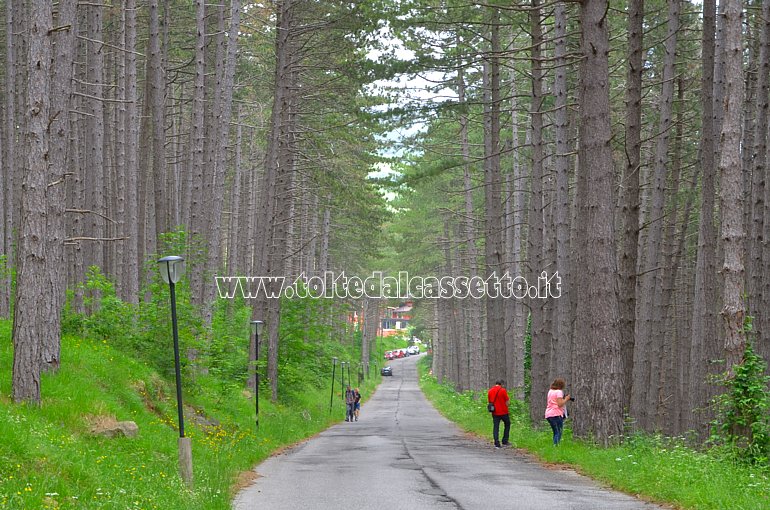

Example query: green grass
[417,357,770,510]
[0,320,381,509]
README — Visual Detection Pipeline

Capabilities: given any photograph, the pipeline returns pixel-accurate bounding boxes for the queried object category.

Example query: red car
[384,351,394,360]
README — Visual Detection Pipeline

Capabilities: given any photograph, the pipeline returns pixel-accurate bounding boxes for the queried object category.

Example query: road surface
[233,354,661,510]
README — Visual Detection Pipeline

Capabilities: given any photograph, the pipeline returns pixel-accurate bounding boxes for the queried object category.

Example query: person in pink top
[544,378,572,445]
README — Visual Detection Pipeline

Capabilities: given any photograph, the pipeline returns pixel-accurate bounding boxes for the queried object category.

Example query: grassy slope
[0,320,381,509]
[417,357,770,510]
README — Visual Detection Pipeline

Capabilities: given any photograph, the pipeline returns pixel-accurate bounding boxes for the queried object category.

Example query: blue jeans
[547,416,564,445]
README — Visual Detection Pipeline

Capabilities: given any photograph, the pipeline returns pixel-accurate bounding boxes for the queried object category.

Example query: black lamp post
[347,361,352,387]
[340,361,347,398]
[329,357,338,413]
[251,320,264,430]
[157,255,193,487]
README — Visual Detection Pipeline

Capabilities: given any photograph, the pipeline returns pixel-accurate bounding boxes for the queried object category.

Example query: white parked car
[407,345,420,355]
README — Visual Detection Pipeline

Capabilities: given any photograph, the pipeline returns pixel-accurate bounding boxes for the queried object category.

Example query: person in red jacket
[488,379,510,448]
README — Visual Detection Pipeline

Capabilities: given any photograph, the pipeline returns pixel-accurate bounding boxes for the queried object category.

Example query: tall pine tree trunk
[619,0,644,414]
[484,10,506,387]
[573,0,625,445]
[689,0,719,433]
[719,0,746,371]
[528,0,548,423]
[43,0,77,372]
[632,0,679,431]
[552,1,572,387]
[13,0,53,404]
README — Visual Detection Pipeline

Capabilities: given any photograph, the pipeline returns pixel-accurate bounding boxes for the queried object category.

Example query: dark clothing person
[493,413,511,447]
[353,388,361,421]
[488,381,511,448]
[345,387,356,422]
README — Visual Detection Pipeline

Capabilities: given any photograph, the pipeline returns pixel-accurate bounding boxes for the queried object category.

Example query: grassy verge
[417,356,770,510]
[0,320,380,509]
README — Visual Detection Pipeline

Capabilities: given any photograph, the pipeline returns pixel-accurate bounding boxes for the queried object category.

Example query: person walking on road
[545,378,572,445]
[353,387,362,421]
[488,380,511,448]
[345,386,356,422]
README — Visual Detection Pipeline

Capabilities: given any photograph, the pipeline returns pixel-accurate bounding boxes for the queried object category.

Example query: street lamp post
[251,320,264,430]
[347,361,352,388]
[157,255,193,487]
[340,361,347,398]
[329,357,338,413]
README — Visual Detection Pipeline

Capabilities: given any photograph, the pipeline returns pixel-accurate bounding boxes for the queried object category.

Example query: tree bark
[484,9,506,387]
[187,0,207,304]
[121,0,139,304]
[203,0,241,311]
[457,43,485,391]
[632,0,680,431]
[528,0,548,423]
[43,0,77,372]
[149,0,167,240]
[719,0,746,372]
[689,0,719,433]
[1,0,18,319]
[13,0,54,404]
[508,59,527,401]
[552,1,572,387]
[85,0,105,274]
[572,0,625,445]
[619,0,644,414]
[753,0,770,362]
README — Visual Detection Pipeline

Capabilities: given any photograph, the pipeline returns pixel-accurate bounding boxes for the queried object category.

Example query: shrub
[710,342,770,465]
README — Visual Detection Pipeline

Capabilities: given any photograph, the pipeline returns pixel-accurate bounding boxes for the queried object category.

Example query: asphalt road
[233,354,661,510]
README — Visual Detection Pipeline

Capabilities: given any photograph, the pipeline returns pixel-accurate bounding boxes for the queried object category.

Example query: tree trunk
[552,1,572,387]
[149,0,167,240]
[689,0,719,433]
[484,9,506,387]
[13,0,53,404]
[754,0,770,362]
[85,0,105,275]
[122,0,140,303]
[187,0,206,304]
[228,110,244,273]
[619,0,644,414]
[528,0,548,423]
[719,0,746,371]
[457,44,485,391]
[1,0,18,319]
[43,0,77,372]
[632,0,680,431]
[572,0,625,445]
[204,0,241,310]
[508,59,527,400]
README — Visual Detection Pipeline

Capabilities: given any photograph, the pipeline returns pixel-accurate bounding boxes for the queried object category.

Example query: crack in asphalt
[395,360,464,510]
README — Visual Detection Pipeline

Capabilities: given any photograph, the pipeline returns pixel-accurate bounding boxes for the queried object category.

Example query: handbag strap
[490,386,502,405]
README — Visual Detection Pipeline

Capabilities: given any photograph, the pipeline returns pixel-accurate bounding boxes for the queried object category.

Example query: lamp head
[157,256,185,284]
[251,320,265,336]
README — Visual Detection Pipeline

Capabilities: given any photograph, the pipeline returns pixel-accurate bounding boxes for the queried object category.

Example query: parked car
[396,349,405,358]
[381,366,393,376]
[384,351,393,360]
[407,345,420,355]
